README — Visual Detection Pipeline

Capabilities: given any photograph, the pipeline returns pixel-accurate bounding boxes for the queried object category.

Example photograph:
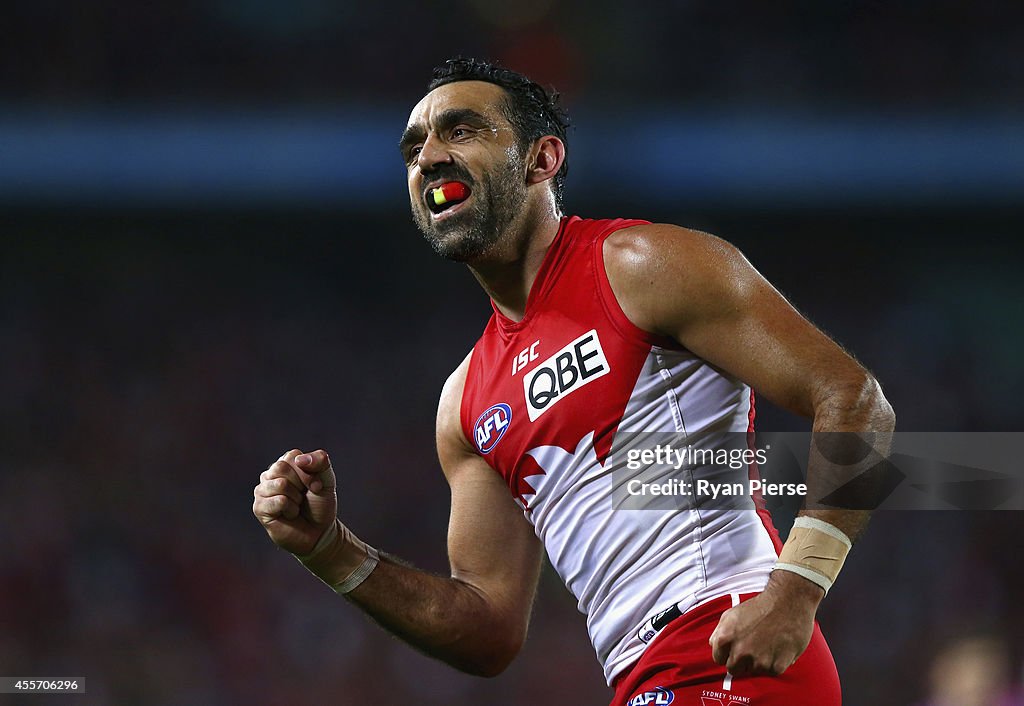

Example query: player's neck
[468,208,562,323]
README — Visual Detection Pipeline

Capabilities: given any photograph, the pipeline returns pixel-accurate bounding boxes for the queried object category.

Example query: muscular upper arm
[435,352,543,646]
[604,223,878,418]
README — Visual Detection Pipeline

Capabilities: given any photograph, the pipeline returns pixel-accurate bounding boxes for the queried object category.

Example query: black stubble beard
[412,155,527,262]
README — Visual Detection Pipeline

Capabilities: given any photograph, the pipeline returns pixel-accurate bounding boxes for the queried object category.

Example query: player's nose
[416,132,453,173]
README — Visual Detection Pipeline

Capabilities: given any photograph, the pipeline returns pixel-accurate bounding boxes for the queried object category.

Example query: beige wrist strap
[773,516,852,594]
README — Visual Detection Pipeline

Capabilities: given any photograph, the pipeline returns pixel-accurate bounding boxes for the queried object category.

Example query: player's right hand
[253,448,338,556]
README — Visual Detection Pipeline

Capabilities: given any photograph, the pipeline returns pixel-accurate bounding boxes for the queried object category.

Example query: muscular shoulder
[603,222,756,340]
[436,350,477,474]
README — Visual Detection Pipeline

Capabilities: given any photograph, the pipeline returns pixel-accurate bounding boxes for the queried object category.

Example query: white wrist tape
[297,520,340,562]
[333,546,380,595]
[773,516,852,595]
[297,520,380,594]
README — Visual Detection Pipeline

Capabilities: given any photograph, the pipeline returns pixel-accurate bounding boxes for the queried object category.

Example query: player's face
[400,81,528,262]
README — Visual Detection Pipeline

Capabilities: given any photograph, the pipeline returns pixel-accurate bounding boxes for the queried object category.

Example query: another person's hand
[253,448,338,556]
[709,571,823,677]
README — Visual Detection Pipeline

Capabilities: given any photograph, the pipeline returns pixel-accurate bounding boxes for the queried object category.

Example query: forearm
[769,375,895,597]
[802,374,895,542]
[302,522,518,677]
[347,555,516,676]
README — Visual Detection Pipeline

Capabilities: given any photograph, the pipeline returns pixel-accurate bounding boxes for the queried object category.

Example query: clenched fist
[709,570,823,677]
[253,448,338,556]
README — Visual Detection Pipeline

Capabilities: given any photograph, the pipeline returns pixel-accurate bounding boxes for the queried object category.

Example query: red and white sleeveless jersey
[459,216,782,684]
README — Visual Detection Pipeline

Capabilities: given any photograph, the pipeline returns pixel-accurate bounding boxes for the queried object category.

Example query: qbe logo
[627,686,674,706]
[474,403,512,454]
[522,329,610,421]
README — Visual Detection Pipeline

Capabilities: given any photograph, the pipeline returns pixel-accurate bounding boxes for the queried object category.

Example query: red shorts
[610,593,841,706]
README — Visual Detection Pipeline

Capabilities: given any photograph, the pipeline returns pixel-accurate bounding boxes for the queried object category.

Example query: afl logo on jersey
[474,403,512,454]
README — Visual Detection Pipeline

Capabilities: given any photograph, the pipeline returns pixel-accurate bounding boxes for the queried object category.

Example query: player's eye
[450,126,474,141]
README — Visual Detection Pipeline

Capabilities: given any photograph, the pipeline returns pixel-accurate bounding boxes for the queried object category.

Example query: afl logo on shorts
[627,687,674,706]
[474,403,512,454]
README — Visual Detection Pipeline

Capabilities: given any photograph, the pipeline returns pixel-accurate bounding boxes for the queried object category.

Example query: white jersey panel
[522,345,778,684]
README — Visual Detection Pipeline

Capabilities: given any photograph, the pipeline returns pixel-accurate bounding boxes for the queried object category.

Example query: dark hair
[428,57,570,210]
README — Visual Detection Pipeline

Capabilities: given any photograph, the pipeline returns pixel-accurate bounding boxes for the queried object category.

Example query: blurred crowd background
[3,0,1022,108]
[2,1,1022,705]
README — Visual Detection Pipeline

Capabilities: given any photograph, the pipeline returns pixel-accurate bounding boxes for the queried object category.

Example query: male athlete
[253,57,895,705]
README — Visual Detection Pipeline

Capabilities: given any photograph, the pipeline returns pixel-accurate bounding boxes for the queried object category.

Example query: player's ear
[526,135,565,186]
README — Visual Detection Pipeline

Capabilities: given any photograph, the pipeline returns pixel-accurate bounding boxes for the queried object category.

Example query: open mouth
[425,181,472,215]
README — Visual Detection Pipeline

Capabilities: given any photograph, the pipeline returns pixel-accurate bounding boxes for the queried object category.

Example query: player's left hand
[709,570,824,677]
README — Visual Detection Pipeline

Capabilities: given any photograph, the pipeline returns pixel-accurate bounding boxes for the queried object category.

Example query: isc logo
[627,687,674,706]
[511,340,540,376]
[522,329,610,421]
[474,403,512,454]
